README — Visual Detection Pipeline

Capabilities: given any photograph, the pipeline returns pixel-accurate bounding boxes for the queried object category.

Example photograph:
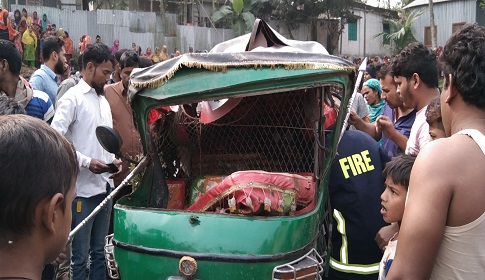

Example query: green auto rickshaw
[100,19,358,280]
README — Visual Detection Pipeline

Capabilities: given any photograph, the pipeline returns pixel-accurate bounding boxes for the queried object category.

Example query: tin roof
[403,0,469,9]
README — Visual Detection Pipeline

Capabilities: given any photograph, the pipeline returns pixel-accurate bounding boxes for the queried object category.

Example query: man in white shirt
[392,42,440,155]
[51,43,121,280]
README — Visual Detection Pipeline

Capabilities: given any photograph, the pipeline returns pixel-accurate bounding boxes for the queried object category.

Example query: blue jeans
[70,184,112,280]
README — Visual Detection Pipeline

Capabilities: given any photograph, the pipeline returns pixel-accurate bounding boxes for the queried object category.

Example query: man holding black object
[51,43,121,280]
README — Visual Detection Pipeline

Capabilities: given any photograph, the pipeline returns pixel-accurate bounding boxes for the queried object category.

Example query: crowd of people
[0,30,153,278]
[0,7,74,70]
[124,41,195,62]
[1,6,191,84]
[1,12,485,280]
[82,36,192,66]
[326,24,485,280]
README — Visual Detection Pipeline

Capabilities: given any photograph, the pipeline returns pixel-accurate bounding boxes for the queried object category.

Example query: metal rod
[338,57,368,144]
[68,156,149,242]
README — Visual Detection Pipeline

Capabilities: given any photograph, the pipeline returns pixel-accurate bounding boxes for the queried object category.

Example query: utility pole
[160,0,165,15]
[429,0,437,49]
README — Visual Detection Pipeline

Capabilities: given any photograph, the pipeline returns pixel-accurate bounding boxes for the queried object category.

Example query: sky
[366,0,403,8]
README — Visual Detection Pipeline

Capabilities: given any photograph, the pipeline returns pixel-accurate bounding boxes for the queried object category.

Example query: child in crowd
[425,97,446,141]
[0,115,79,279]
[378,154,416,280]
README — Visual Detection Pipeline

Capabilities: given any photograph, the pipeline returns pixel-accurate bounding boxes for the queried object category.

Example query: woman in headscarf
[63,30,74,64]
[32,11,41,25]
[0,7,9,41]
[32,24,42,68]
[144,47,152,58]
[361,78,386,124]
[151,47,162,63]
[41,13,49,32]
[80,35,91,54]
[110,39,119,55]
[78,35,85,52]
[13,31,23,55]
[17,19,27,34]
[1,9,18,42]
[22,24,37,67]
[21,8,32,27]
[13,9,21,27]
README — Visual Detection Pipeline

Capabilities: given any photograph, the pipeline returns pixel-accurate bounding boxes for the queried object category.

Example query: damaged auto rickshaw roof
[128,19,356,102]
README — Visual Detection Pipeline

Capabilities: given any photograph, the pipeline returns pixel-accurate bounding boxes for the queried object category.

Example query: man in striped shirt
[0,39,54,123]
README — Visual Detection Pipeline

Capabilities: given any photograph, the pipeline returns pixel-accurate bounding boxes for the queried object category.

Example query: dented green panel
[113,62,354,279]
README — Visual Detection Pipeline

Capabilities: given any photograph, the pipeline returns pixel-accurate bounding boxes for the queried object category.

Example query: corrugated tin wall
[476,1,485,27]
[339,8,392,57]
[11,5,234,54]
[407,0,476,47]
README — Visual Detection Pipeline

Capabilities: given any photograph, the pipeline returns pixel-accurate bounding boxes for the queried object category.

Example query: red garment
[188,171,315,215]
[80,35,91,53]
[147,107,170,125]
[14,34,23,54]
[0,9,8,31]
[64,36,74,55]
[32,13,41,25]
[0,9,17,41]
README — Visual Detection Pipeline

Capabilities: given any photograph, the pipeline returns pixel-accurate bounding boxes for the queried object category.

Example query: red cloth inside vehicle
[187,171,315,215]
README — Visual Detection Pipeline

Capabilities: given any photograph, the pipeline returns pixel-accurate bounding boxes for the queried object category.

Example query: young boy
[425,97,446,141]
[0,115,79,280]
[378,154,416,280]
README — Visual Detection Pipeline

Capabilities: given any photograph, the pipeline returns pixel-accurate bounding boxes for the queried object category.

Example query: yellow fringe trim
[132,61,355,89]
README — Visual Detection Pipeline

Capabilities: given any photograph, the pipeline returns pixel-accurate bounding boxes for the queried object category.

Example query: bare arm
[375,223,399,251]
[349,109,380,140]
[376,115,408,151]
[386,142,452,279]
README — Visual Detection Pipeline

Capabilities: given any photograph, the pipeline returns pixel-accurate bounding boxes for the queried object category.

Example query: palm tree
[375,8,424,54]
[211,0,268,37]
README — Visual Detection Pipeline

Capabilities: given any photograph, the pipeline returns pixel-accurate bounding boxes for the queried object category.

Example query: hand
[375,223,399,252]
[348,108,360,125]
[376,115,396,139]
[50,247,67,267]
[109,159,123,179]
[61,63,70,79]
[89,159,110,174]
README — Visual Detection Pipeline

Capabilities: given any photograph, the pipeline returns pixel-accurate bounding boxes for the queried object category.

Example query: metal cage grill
[154,89,325,180]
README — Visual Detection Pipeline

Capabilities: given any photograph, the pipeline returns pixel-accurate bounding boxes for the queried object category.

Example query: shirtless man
[387,23,485,279]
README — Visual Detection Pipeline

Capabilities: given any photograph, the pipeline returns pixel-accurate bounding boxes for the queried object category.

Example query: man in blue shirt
[375,64,416,157]
[29,36,67,107]
[350,64,416,157]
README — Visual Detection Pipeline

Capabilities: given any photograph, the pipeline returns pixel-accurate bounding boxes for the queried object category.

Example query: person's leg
[70,196,95,280]
[88,186,113,280]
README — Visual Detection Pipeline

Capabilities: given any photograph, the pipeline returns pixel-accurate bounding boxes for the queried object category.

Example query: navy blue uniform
[326,130,390,280]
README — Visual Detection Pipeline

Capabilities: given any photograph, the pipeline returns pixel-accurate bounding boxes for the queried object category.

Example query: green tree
[211,0,269,37]
[85,0,129,10]
[271,0,353,50]
[375,8,424,54]
[480,0,485,11]
[320,0,357,54]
